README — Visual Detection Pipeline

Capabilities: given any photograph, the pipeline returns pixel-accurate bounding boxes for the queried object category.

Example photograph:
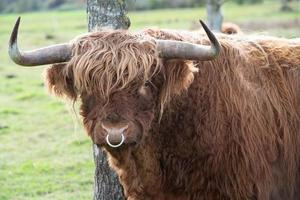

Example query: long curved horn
[156,20,220,60]
[8,17,72,66]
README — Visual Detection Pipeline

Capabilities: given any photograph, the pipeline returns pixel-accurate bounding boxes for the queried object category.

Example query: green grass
[0,2,300,200]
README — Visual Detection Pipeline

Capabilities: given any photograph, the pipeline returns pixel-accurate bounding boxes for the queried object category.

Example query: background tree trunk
[280,0,292,12]
[86,0,130,199]
[206,0,223,32]
[87,0,130,31]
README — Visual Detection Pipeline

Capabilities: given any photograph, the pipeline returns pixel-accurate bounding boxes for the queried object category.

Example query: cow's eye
[139,80,157,98]
[144,80,157,91]
[139,81,152,97]
[144,80,151,87]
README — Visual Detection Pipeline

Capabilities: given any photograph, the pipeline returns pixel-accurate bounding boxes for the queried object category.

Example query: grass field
[0,2,300,200]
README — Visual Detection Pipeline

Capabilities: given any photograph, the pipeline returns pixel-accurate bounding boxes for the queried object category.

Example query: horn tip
[9,17,21,46]
[199,20,209,32]
[199,19,220,57]
[8,17,22,65]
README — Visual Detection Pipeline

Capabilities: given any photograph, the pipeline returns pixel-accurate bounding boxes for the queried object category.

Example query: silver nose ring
[106,133,125,148]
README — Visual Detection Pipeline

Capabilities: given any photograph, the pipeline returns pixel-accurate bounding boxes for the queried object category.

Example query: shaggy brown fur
[45,28,300,200]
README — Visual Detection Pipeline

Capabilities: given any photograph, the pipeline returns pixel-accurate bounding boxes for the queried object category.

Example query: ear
[159,59,198,106]
[44,63,77,100]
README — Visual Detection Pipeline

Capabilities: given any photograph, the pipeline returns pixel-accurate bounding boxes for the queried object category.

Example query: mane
[68,30,161,100]
[59,29,198,117]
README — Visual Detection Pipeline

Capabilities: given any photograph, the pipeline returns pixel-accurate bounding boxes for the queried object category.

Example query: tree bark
[92,145,124,200]
[206,0,223,32]
[86,0,130,200]
[87,0,130,31]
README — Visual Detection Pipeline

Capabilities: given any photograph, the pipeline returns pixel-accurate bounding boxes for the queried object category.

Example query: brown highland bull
[9,17,300,200]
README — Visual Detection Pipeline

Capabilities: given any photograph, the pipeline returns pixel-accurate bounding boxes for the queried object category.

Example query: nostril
[119,125,128,133]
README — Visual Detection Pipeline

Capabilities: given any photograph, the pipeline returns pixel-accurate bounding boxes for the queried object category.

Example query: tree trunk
[87,0,130,31]
[92,145,124,200]
[86,1,130,200]
[280,0,292,12]
[206,0,223,32]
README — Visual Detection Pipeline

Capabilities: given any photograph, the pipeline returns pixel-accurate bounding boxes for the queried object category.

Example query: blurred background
[0,0,299,200]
